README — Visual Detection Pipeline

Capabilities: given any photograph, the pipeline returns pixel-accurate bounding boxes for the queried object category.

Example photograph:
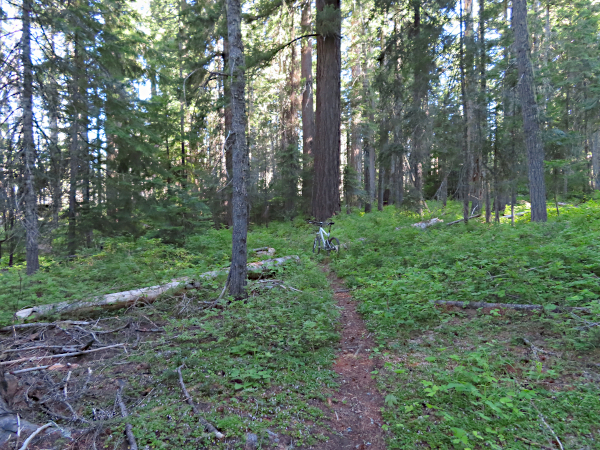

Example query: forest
[0,0,599,448]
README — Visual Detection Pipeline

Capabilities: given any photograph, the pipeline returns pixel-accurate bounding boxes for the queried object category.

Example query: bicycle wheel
[328,237,340,255]
[313,237,321,254]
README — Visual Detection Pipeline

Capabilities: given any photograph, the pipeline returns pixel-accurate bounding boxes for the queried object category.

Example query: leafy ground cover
[2,200,599,449]
[331,200,600,449]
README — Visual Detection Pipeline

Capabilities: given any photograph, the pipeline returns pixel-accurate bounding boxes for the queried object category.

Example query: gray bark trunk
[513,0,547,221]
[592,131,599,190]
[226,0,249,298]
[21,0,39,274]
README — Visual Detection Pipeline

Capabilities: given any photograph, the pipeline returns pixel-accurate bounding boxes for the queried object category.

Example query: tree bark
[513,0,547,221]
[301,1,315,208]
[311,0,341,221]
[21,0,39,274]
[226,0,249,298]
[48,33,61,228]
[592,131,599,191]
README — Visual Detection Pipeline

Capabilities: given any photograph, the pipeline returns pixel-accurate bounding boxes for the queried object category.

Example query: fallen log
[432,300,590,313]
[446,214,482,226]
[14,255,300,321]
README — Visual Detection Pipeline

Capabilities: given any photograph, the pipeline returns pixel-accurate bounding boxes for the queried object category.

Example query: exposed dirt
[312,266,387,450]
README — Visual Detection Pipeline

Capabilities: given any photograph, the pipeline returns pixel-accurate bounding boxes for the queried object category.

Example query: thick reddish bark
[301,1,315,205]
[311,0,342,221]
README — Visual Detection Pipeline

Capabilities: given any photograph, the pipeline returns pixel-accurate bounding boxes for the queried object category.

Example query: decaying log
[432,300,590,313]
[176,365,224,439]
[14,256,300,321]
[412,218,444,229]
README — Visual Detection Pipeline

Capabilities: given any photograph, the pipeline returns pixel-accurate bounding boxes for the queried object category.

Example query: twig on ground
[117,381,138,450]
[176,365,224,439]
[0,343,126,367]
[570,312,600,330]
[522,337,557,358]
[432,299,590,314]
[0,321,90,333]
[538,413,564,450]
[11,365,51,374]
[63,371,71,398]
[18,422,55,450]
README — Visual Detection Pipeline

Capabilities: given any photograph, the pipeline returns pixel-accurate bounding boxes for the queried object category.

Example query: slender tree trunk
[363,65,376,213]
[301,1,315,208]
[223,38,233,226]
[592,131,599,190]
[349,11,362,208]
[68,34,84,256]
[282,11,300,215]
[459,0,471,223]
[513,0,547,221]
[411,1,425,217]
[47,33,62,228]
[21,0,39,274]
[311,0,341,221]
[226,0,248,298]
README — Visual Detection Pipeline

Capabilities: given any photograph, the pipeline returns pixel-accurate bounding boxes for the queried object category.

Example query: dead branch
[15,256,299,322]
[0,321,91,333]
[522,338,556,358]
[117,382,138,450]
[432,300,590,314]
[18,422,55,450]
[446,214,482,226]
[176,365,224,439]
[0,343,126,367]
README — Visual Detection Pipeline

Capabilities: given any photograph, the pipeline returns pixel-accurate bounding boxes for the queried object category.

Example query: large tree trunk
[301,1,315,208]
[21,0,39,275]
[311,0,341,221]
[226,0,249,298]
[223,38,234,226]
[513,0,547,221]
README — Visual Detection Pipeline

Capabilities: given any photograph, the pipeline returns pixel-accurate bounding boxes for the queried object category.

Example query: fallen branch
[538,413,564,450]
[432,300,590,313]
[177,365,224,439]
[0,343,125,367]
[446,214,482,226]
[117,382,138,450]
[18,422,55,450]
[0,321,90,333]
[522,337,556,358]
[14,256,300,321]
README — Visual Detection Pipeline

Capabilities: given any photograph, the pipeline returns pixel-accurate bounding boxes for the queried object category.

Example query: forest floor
[1,199,600,449]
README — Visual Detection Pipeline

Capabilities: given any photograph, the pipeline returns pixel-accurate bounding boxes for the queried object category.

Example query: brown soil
[313,266,387,450]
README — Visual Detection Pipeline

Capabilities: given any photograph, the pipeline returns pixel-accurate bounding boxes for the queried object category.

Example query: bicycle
[308,221,340,255]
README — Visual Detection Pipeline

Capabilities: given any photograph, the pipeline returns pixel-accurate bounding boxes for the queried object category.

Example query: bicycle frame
[317,226,331,249]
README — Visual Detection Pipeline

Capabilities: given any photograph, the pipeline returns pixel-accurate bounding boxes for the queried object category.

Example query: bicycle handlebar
[308,221,335,226]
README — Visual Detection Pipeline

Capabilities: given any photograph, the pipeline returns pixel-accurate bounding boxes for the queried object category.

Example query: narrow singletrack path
[318,265,387,450]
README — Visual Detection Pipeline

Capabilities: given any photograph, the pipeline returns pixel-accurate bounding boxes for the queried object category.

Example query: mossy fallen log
[14,255,300,321]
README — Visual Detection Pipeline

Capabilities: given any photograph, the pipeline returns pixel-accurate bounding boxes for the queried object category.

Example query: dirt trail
[317,266,386,450]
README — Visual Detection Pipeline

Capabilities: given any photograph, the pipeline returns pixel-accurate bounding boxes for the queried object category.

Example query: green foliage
[327,201,600,448]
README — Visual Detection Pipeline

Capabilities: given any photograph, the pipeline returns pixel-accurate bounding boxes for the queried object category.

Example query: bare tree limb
[176,365,224,439]
[116,382,138,450]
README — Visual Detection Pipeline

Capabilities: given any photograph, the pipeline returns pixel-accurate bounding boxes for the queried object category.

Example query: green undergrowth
[329,200,600,449]
[0,222,313,326]
[96,258,339,449]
